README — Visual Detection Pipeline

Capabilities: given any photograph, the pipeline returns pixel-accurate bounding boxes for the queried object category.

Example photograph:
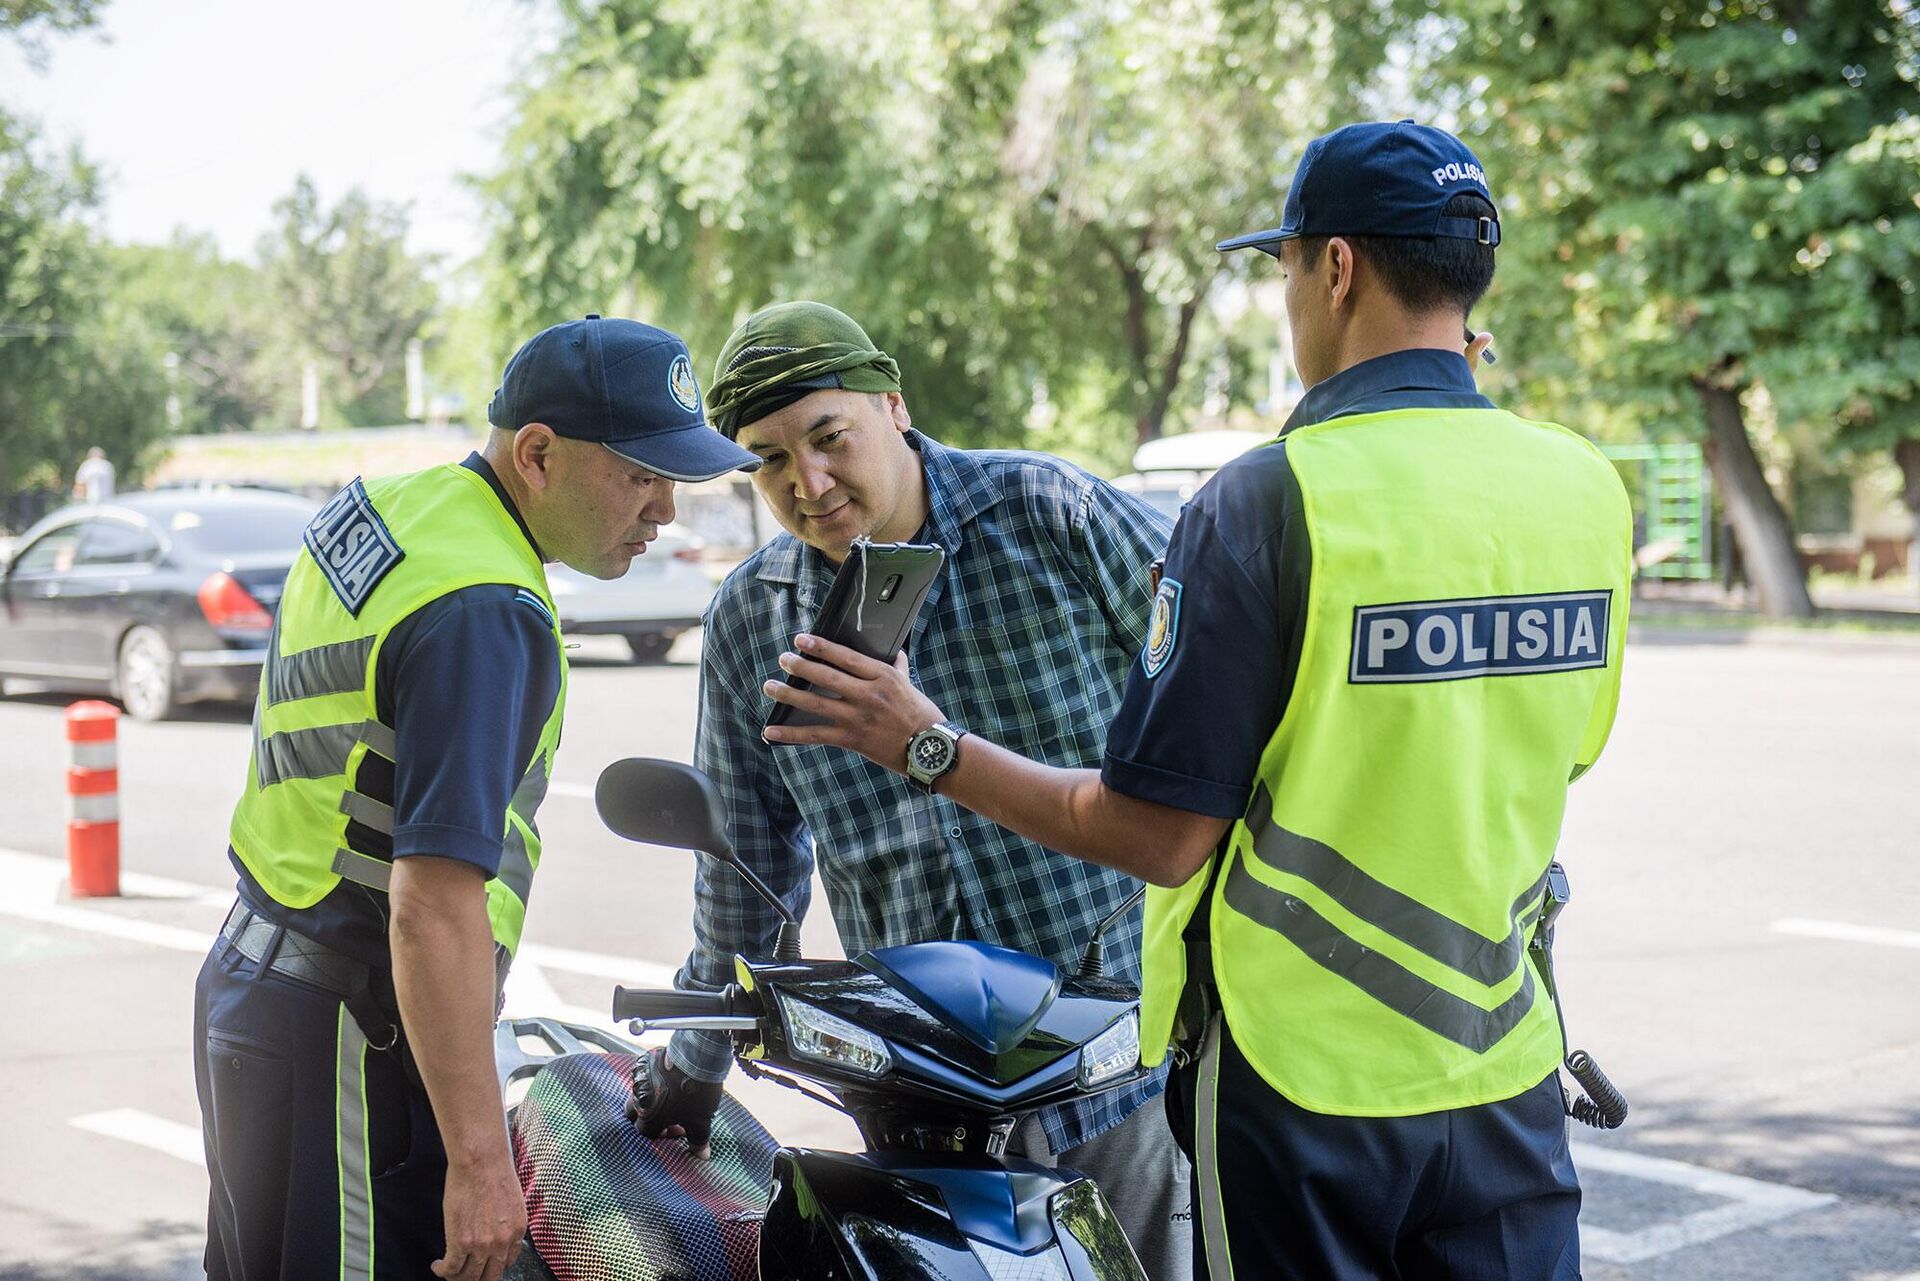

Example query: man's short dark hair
[1299,193,1497,317]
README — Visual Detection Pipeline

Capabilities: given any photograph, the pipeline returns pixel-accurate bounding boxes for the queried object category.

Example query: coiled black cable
[1565,1049,1629,1129]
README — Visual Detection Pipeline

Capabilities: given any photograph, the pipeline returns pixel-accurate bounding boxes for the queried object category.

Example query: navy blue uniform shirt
[1102,349,1493,818]
[232,454,563,967]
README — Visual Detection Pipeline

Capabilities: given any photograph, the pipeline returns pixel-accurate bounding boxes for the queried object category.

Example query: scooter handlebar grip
[611,986,736,1023]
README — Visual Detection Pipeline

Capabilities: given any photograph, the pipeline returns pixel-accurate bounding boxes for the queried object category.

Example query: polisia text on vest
[1349,590,1611,684]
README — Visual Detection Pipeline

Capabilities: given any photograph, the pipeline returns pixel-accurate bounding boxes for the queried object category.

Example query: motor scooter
[499,756,1152,1281]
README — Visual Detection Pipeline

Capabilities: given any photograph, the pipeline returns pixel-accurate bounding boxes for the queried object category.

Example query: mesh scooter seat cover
[511,1052,777,1281]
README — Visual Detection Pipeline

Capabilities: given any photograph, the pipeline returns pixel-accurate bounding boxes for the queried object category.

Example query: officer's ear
[512,424,562,492]
[1325,237,1358,312]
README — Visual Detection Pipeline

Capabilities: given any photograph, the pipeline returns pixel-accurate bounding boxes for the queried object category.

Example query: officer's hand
[1465,330,1496,371]
[631,1046,724,1160]
[760,635,946,773]
[433,1152,525,1281]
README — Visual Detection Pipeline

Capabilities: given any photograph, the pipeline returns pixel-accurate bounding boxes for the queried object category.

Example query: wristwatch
[905,721,968,793]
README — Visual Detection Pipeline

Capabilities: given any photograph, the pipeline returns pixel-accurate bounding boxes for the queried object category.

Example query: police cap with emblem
[1217,120,1500,256]
[488,315,760,482]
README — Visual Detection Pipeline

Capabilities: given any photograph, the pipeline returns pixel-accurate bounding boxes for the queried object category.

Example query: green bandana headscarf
[705,301,902,438]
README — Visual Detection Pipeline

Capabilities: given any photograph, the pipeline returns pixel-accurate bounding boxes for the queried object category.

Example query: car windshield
[161,499,316,554]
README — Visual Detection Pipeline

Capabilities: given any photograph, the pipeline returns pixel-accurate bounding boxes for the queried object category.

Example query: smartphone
[764,540,947,734]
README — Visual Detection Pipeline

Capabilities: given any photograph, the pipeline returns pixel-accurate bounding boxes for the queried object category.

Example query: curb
[1629,623,1920,655]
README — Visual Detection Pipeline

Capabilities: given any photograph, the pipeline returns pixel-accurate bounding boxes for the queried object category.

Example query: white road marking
[1771,918,1920,952]
[518,941,676,987]
[0,847,683,990]
[119,869,234,907]
[499,957,626,1032]
[0,850,214,953]
[70,1109,205,1168]
[0,847,228,907]
[1574,1141,1838,1263]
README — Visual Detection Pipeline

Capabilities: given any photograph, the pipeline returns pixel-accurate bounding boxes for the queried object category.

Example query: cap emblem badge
[668,354,701,414]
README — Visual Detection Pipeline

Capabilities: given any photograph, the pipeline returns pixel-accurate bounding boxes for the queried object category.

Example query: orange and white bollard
[66,700,121,898]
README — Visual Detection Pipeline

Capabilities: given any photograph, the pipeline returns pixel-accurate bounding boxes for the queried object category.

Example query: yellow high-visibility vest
[228,464,567,957]
[1141,406,1632,1115]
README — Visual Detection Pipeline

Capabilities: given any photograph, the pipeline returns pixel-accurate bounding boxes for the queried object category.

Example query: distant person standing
[73,447,115,503]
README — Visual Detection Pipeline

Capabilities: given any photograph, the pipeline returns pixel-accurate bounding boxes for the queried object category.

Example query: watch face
[912,732,953,775]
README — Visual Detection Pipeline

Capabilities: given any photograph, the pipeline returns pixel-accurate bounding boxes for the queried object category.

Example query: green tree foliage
[111,235,284,435]
[1,0,104,65]
[2,0,167,514]
[0,107,165,508]
[1421,0,1920,616]
[0,0,103,31]
[260,175,438,427]
[477,0,1383,465]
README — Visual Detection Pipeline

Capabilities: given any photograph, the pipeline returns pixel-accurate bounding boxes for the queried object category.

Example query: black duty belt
[219,900,370,999]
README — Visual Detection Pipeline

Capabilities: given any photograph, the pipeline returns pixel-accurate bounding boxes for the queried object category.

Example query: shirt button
[948,825,964,839]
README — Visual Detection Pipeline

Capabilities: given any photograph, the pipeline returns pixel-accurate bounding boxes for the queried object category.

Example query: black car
[0,489,319,720]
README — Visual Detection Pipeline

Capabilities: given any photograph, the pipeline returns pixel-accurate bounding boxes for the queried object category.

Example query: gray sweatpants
[1009,1097,1194,1281]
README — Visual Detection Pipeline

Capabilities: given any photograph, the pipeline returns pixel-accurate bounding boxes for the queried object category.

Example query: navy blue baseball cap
[1217,121,1501,255]
[487,315,760,481]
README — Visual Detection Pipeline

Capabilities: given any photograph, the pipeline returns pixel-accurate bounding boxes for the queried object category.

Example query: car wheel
[623,631,676,665]
[118,624,179,721]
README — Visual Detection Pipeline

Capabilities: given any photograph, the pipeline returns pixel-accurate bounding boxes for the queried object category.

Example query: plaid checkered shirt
[672,431,1174,1152]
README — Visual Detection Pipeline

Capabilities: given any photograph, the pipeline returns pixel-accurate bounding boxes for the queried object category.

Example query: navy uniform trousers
[194,936,447,1279]
[1168,1019,1581,1280]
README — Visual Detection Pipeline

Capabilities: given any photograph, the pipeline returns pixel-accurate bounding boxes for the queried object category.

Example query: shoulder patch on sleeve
[514,588,558,630]
[303,479,405,617]
[1143,577,1182,677]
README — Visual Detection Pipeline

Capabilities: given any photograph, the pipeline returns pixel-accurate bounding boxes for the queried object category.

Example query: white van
[1112,429,1270,520]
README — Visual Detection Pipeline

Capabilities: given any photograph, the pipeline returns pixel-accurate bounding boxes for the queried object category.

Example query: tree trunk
[1121,271,1155,445]
[1138,273,1217,447]
[1693,378,1816,619]
[1894,437,1920,593]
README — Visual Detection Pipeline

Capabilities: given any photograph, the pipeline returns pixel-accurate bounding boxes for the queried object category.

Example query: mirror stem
[1077,884,1148,978]
[721,852,806,941]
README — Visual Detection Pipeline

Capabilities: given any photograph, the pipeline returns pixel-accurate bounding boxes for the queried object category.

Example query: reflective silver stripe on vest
[360,719,396,760]
[1194,1013,1236,1281]
[1223,856,1537,1053]
[338,791,394,834]
[1243,784,1548,987]
[332,847,393,892]
[335,1003,374,1281]
[266,635,375,706]
[256,721,395,787]
[495,755,550,907]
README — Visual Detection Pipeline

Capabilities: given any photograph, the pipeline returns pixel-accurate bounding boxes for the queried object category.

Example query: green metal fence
[1599,443,1715,580]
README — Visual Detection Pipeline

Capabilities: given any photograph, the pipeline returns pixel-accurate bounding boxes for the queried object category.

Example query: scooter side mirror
[594,757,803,955]
[595,757,734,859]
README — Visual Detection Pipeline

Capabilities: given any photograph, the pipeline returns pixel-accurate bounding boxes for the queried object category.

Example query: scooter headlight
[777,994,892,1078]
[1078,1011,1140,1090]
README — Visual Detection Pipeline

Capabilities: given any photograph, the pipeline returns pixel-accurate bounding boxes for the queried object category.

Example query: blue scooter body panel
[760,1147,1144,1280]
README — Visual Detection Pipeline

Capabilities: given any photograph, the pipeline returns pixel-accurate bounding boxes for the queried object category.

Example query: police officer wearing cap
[759,121,1634,1278]
[194,315,758,1281]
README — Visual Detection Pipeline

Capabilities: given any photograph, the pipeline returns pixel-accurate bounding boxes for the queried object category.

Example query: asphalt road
[0,628,1916,1280]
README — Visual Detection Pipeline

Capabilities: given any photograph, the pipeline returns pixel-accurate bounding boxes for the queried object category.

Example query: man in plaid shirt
[633,300,1188,1276]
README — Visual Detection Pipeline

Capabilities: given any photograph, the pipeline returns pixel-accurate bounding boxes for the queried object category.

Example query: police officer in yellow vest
[758,122,1634,1279]
[194,316,759,1281]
